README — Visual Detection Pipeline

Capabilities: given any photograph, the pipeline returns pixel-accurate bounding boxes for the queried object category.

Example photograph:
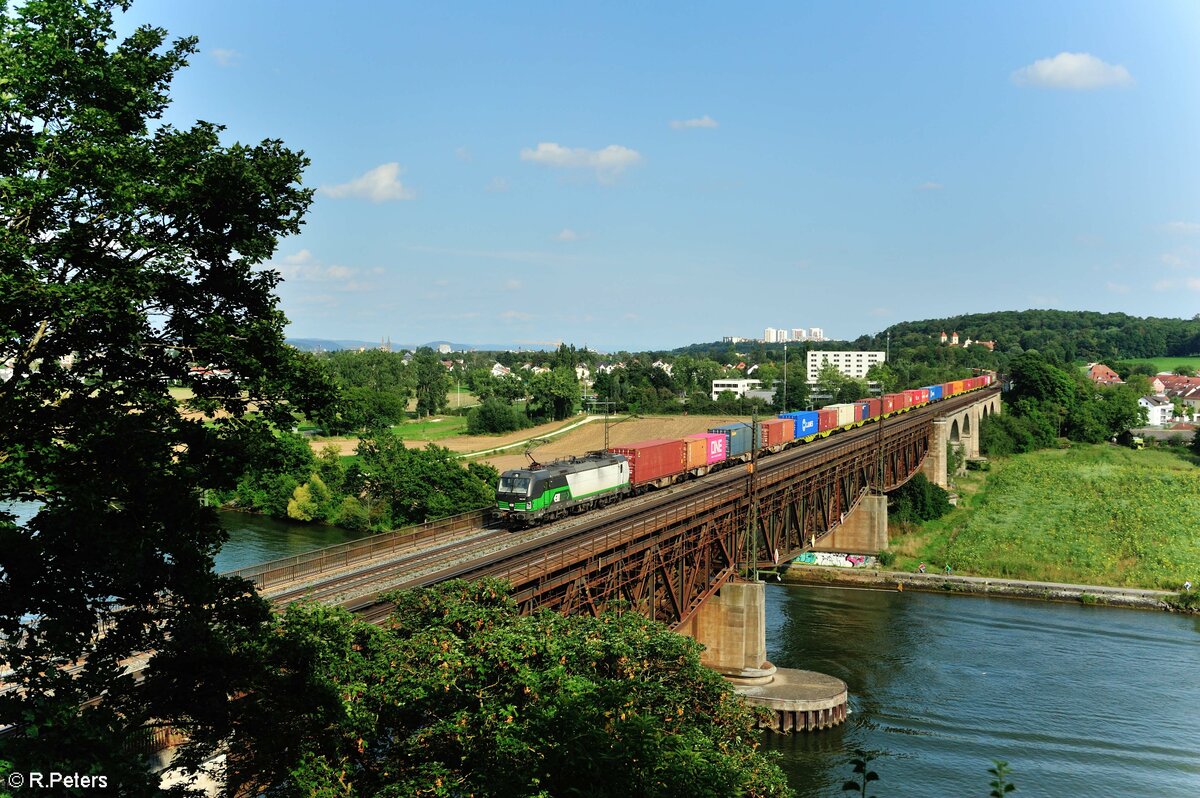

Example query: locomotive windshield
[498,475,531,495]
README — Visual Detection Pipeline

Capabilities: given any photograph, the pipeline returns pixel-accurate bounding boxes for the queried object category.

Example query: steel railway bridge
[233,388,1002,636]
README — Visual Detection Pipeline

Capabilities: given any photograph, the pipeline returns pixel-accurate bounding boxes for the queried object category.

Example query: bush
[466,398,531,435]
[889,473,952,525]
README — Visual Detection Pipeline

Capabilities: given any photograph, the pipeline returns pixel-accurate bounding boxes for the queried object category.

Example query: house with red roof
[1086,363,1123,386]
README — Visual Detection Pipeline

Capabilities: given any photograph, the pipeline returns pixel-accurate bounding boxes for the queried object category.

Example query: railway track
[343,390,996,624]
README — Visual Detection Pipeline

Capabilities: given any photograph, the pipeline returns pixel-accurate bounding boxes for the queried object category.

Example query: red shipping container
[758,418,794,448]
[903,389,923,406]
[942,382,954,398]
[610,438,687,487]
[817,408,839,432]
[919,388,929,403]
[684,433,727,465]
[882,394,900,413]
[863,398,882,419]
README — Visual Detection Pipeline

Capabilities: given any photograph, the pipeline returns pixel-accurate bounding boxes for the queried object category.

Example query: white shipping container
[825,403,857,427]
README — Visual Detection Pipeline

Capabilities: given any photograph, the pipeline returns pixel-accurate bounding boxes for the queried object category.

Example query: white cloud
[210,48,239,67]
[1161,221,1200,235]
[1152,279,1175,291]
[670,115,718,130]
[486,177,510,193]
[269,250,369,291]
[555,228,579,242]
[1162,253,1186,268]
[321,163,415,202]
[1187,278,1200,292]
[1105,282,1131,294]
[519,142,643,183]
[869,307,891,317]
[916,182,943,191]
[1011,52,1133,89]
[503,279,522,290]
[500,310,533,321]
[455,146,472,162]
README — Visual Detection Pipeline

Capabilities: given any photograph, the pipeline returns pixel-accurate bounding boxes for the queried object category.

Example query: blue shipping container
[778,411,820,439]
[928,384,944,401]
[708,423,754,457]
[855,402,871,421]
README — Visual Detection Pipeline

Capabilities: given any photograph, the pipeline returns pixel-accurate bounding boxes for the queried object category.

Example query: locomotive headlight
[525,502,531,510]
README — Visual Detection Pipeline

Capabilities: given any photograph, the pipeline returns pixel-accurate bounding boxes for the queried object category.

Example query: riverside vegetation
[889,445,1200,591]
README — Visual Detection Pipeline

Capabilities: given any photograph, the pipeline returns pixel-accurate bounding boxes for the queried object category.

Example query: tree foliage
[217,580,791,798]
[413,347,451,418]
[888,473,952,525]
[348,431,493,527]
[0,0,333,786]
[467,396,532,434]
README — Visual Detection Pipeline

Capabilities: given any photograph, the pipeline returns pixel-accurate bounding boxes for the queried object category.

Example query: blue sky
[118,1,1199,351]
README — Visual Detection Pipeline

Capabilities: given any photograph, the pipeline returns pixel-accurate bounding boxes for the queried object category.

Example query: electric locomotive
[496,451,630,526]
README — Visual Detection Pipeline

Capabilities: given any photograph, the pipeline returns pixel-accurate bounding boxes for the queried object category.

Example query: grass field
[888,445,1200,590]
[1119,356,1200,374]
[388,415,469,441]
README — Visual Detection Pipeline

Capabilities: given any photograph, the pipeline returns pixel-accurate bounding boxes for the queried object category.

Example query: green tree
[815,362,850,403]
[467,396,531,434]
[0,0,332,787]
[350,431,493,526]
[220,580,790,798]
[526,367,578,421]
[413,347,451,418]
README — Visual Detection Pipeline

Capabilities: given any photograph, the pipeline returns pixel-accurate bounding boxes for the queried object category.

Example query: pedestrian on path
[918,562,927,574]
[1186,580,1192,593]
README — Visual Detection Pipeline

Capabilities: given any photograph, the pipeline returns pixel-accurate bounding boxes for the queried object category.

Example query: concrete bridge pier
[811,494,888,554]
[686,579,848,732]
[921,419,950,488]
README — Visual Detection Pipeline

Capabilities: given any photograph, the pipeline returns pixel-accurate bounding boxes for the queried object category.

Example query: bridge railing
[223,507,491,592]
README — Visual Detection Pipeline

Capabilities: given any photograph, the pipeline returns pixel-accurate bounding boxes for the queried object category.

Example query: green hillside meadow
[914,446,1200,590]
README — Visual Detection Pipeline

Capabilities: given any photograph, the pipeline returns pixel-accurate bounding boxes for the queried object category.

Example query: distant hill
[286,338,559,353]
[863,310,1200,363]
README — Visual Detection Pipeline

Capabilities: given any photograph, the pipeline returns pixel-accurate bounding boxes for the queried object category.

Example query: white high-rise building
[764,327,778,343]
[777,328,790,342]
[791,328,807,341]
[809,327,824,341]
[807,350,885,383]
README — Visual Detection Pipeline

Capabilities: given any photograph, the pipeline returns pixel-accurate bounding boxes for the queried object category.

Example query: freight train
[495,375,993,526]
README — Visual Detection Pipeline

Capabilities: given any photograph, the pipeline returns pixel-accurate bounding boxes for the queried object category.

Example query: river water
[215,511,368,572]
[762,583,1200,797]
[9,504,1199,794]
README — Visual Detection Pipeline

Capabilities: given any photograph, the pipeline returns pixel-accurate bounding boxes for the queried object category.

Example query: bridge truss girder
[506,415,933,630]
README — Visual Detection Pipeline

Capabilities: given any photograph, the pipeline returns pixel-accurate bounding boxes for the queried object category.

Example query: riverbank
[888,444,1200,591]
[780,563,1199,612]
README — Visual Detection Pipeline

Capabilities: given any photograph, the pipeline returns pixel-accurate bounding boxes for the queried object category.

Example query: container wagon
[610,439,688,490]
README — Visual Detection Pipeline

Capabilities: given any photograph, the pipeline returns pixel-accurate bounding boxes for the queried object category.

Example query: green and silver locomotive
[496,452,631,526]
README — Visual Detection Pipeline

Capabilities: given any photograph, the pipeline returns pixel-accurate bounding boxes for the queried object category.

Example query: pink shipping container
[817,408,839,433]
[610,438,687,487]
[942,382,954,398]
[684,433,727,468]
[983,374,993,386]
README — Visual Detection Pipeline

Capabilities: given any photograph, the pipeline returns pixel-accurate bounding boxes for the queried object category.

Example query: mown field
[1122,356,1200,373]
[890,445,1200,590]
